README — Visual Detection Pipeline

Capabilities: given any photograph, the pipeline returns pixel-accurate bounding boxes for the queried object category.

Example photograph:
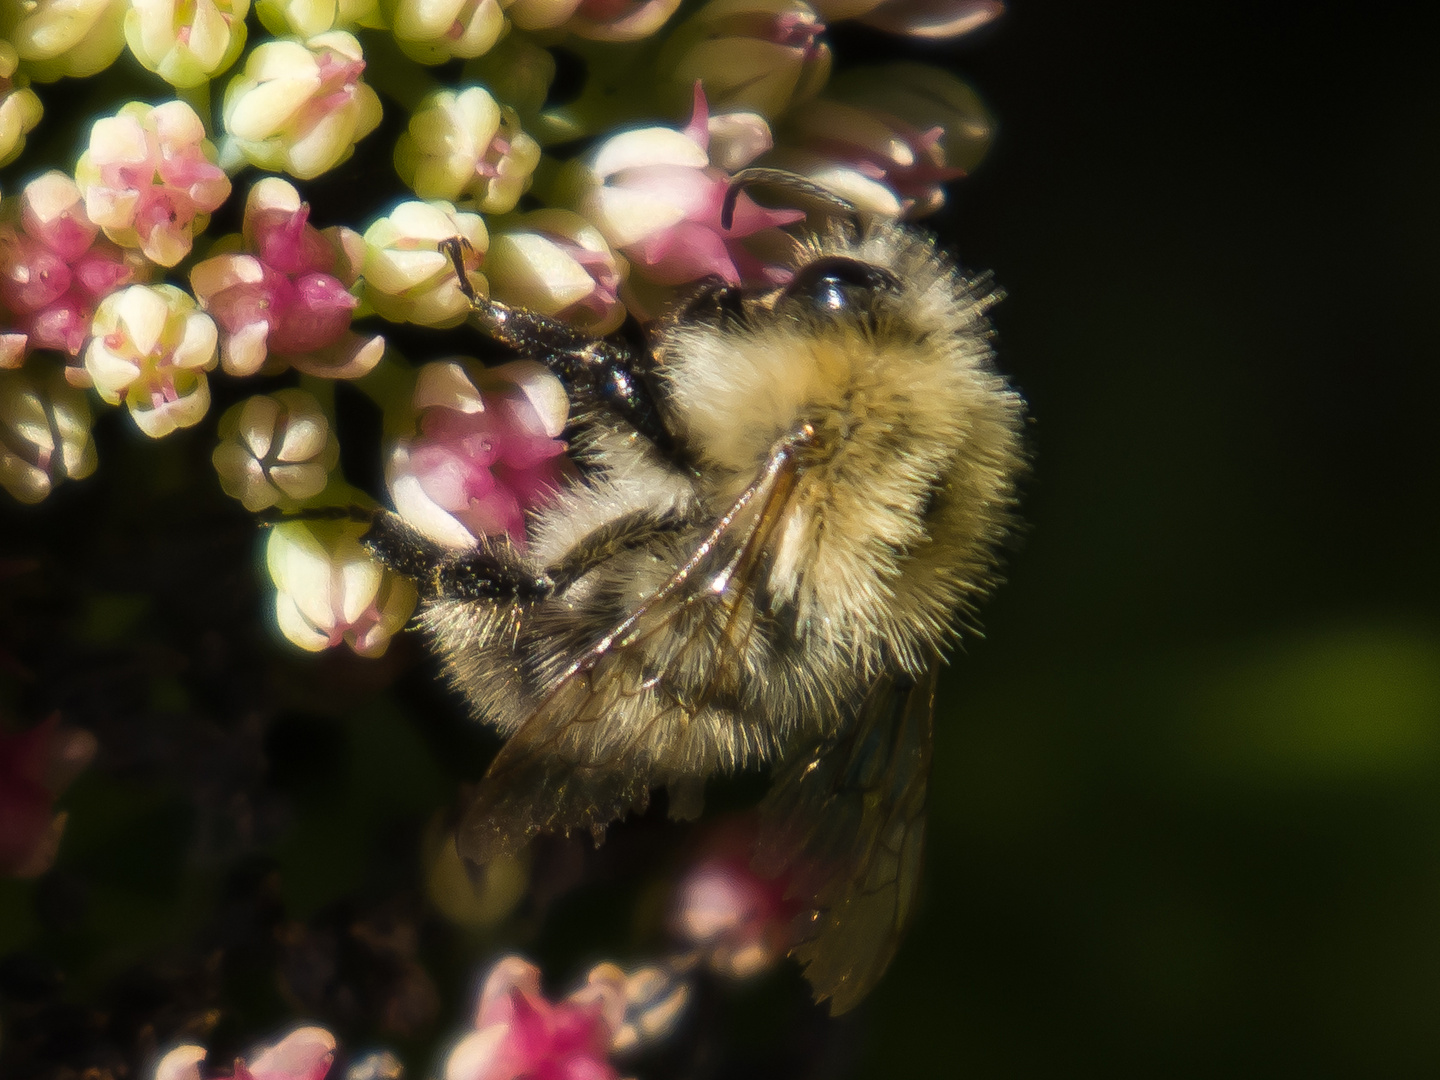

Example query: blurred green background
[866,3,1440,1076]
[3,2,1439,1078]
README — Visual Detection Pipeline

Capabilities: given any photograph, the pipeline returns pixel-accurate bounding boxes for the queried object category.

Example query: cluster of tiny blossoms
[143,814,793,1080]
[0,0,1000,655]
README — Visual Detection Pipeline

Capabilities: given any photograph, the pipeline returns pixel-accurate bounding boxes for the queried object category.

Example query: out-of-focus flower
[386,358,571,549]
[659,0,830,119]
[506,0,679,39]
[0,714,96,877]
[672,819,794,979]
[0,41,42,168]
[380,0,508,65]
[125,0,251,87]
[85,283,218,438]
[0,170,151,371]
[266,518,417,656]
[345,1053,404,1080]
[256,0,381,37]
[565,0,683,41]
[213,389,339,511]
[190,177,381,379]
[394,87,541,214]
[153,1025,337,1080]
[444,956,625,1080]
[445,956,689,1080]
[604,964,689,1054]
[222,31,382,181]
[769,62,992,219]
[558,88,801,312]
[361,200,487,328]
[75,100,231,268]
[2,0,128,81]
[769,65,991,218]
[0,366,97,503]
[486,209,627,334]
[810,0,998,38]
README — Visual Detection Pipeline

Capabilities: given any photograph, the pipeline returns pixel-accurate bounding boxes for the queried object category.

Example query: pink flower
[0,171,150,374]
[671,819,794,979]
[558,87,802,315]
[75,100,232,267]
[445,957,625,1080]
[0,714,97,878]
[386,359,573,550]
[153,1026,336,1080]
[191,178,382,379]
[446,956,690,1080]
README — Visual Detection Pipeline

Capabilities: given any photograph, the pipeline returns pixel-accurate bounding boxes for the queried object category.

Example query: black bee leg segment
[359,510,454,586]
[360,510,553,602]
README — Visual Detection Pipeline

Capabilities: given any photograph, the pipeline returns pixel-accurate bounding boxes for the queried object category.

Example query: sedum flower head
[386,358,571,549]
[0,170,151,371]
[394,86,542,214]
[190,177,381,379]
[222,31,382,181]
[154,1025,337,1080]
[0,366,98,503]
[266,518,417,656]
[255,0,381,37]
[361,199,487,328]
[85,283,218,438]
[75,100,231,268]
[380,0,508,65]
[809,0,999,38]
[212,389,340,511]
[487,209,628,335]
[659,0,831,119]
[0,41,42,168]
[125,0,251,88]
[2,0,128,81]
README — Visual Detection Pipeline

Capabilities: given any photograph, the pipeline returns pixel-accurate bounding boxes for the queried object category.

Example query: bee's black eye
[781,257,900,314]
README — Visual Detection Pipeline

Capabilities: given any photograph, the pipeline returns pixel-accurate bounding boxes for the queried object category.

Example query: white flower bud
[266,519,417,657]
[394,87,541,214]
[0,366,97,504]
[212,389,340,511]
[361,200,487,328]
[222,31,383,180]
[125,0,251,87]
[85,284,218,438]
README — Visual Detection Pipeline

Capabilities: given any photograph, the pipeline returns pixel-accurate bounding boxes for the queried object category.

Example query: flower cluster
[0,0,1000,664]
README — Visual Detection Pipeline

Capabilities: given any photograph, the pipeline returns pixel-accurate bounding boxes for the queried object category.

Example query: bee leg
[360,510,553,602]
[440,237,684,464]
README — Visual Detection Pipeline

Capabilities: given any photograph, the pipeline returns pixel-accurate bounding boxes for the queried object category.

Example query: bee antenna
[721,168,860,231]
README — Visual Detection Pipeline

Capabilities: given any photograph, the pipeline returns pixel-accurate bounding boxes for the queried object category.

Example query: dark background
[3,2,1440,1078]
[866,3,1440,1076]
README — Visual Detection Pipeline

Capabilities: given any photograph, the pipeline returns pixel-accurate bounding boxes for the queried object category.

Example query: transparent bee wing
[755,653,938,1015]
[456,428,813,866]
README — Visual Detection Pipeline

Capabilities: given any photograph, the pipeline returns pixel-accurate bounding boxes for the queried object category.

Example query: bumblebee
[364,192,1026,1012]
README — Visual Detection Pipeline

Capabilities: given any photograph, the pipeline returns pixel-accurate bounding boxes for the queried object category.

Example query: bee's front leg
[361,510,553,602]
[439,237,684,466]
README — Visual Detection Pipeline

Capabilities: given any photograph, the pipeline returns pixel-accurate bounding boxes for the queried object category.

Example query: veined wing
[755,652,938,1014]
[456,426,814,866]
